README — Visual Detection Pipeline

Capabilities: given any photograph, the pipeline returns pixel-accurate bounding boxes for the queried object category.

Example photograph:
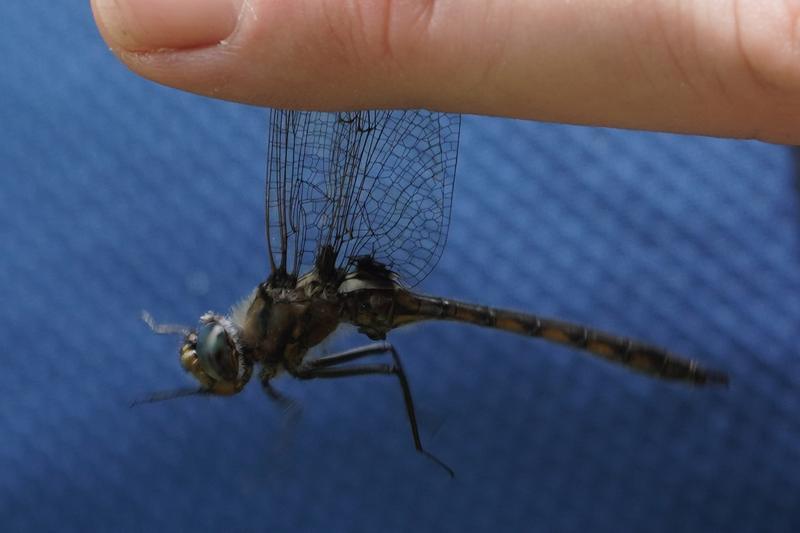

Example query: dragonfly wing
[264,110,460,286]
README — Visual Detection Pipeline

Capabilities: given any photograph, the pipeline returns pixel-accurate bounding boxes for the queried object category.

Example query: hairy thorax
[237,277,341,372]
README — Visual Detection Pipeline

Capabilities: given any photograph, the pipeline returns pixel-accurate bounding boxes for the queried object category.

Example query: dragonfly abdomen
[398,291,728,386]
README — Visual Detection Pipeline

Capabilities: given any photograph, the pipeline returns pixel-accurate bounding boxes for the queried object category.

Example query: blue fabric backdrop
[2,3,799,532]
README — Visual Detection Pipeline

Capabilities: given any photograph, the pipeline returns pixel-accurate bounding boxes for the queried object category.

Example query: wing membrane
[265,110,460,286]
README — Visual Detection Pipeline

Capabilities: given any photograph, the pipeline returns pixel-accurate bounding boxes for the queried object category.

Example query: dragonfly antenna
[141,310,190,336]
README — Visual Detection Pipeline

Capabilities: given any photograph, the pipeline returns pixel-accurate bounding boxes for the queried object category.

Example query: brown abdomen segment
[399,292,728,386]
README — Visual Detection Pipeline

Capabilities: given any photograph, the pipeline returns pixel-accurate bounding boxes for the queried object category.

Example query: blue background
[2,3,799,532]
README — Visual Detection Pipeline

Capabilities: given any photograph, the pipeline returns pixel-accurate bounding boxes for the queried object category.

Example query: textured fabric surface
[2,4,799,532]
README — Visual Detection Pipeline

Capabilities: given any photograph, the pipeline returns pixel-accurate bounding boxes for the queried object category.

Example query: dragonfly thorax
[236,277,341,372]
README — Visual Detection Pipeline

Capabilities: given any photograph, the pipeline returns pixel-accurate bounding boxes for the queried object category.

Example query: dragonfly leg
[259,370,303,459]
[260,368,301,415]
[305,342,396,369]
[290,342,454,477]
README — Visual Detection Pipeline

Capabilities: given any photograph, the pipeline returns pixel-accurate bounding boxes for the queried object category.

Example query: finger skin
[91,0,800,144]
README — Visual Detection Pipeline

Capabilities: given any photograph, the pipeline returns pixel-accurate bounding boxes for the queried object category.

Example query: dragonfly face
[180,313,248,395]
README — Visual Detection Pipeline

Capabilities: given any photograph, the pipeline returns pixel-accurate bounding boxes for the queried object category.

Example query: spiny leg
[293,342,454,478]
[305,342,398,369]
[260,368,303,458]
[260,370,299,412]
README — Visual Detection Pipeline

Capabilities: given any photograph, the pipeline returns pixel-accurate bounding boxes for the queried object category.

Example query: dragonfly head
[180,313,247,395]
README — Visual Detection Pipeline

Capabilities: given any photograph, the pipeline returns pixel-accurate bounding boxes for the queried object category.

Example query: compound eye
[196,323,237,381]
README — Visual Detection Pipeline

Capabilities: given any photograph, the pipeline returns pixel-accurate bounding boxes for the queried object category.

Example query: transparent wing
[265,110,460,286]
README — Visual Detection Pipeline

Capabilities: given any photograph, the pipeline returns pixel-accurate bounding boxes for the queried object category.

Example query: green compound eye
[196,322,237,382]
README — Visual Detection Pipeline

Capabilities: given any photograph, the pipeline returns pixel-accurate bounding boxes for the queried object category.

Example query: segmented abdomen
[402,292,728,386]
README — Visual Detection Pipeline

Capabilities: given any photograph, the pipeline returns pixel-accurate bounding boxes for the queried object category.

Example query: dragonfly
[143,110,728,476]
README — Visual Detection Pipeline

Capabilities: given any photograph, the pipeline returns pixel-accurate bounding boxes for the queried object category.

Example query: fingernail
[95,0,242,51]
